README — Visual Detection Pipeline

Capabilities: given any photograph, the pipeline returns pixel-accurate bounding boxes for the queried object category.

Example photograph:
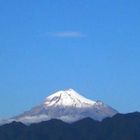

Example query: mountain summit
[44,89,96,107]
[9,89,117,124]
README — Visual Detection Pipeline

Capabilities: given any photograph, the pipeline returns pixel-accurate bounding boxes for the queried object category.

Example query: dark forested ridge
[0,112,140,140]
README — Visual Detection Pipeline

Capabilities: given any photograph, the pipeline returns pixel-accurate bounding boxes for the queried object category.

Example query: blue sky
[0,0,140,118]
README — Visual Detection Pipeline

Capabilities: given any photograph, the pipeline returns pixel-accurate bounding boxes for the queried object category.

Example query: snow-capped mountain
[9,89,118,124]
[2,89,117,124]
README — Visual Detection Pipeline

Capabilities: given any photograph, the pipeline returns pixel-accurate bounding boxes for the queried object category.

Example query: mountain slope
[13,89,117,124]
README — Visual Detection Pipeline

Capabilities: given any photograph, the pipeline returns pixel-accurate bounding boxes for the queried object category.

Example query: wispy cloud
[47,31,86,38]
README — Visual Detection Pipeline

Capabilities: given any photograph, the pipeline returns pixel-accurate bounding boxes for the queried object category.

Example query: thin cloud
[48,31,86,38]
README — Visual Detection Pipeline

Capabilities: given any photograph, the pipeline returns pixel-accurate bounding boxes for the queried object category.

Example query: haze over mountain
[1,89,117,124]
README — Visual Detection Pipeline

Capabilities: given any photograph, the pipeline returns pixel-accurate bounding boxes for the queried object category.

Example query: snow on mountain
[44,89,96,107]
[4,89,118,124]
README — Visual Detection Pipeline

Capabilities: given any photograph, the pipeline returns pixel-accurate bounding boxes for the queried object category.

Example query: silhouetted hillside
[0,112,140,140]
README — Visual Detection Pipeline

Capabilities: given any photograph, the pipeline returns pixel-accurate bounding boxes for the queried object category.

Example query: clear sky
[0,0,140,118]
